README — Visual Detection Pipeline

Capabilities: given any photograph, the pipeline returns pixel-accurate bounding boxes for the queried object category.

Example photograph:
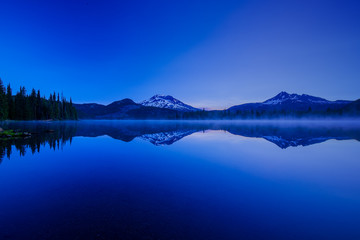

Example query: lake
[0,120,360,239]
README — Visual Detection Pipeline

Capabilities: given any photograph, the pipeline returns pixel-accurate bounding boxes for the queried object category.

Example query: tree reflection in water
[1,120,360,162]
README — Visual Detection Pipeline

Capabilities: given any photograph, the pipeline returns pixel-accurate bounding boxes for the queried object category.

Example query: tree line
[0,78,78,120]
[0,121,77,162]
[172,106,359,120]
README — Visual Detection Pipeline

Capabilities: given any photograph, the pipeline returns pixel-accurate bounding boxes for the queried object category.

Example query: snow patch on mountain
[140,95,199,112]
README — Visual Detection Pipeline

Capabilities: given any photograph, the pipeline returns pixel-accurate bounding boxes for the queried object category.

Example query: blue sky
[1,0,359,109]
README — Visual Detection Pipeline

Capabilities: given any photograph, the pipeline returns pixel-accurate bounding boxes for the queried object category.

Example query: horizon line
[73,91,358,110]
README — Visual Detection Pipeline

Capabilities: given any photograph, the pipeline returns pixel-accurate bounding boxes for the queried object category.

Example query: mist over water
[0,120,360,239]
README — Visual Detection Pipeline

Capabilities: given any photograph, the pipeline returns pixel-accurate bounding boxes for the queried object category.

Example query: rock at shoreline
[0,129,32,139]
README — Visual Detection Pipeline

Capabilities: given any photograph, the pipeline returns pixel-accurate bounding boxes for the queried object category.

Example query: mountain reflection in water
[1,120,360,161]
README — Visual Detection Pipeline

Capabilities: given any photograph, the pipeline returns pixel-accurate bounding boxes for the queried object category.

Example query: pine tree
[30,88,37,119]
[0,78,8,120]
[7,84,14,119]
[36,90,42,120]
[14,86,26,120]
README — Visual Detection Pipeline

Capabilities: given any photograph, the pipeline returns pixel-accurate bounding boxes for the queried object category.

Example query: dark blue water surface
[0,120,360,239]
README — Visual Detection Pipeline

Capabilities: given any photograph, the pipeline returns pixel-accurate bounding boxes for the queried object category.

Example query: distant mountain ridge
[73,98,179,119]
[74,92,359,119]
[228,91,351,112]
[263,91,349,105]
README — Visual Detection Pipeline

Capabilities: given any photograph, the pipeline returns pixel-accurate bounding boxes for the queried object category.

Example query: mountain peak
[150,94,175,100]
[152,94,168,97]
[263,92,330,105]
[140,95,199,112]
[109,98,136,106]
[271,91,290,100]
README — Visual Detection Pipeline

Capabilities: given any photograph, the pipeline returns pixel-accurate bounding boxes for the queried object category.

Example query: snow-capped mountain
[140,95,199,112]
[263,91,348,105]
[229,91,351,112]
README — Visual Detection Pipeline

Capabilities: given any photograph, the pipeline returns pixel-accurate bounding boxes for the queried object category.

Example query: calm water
[0,120,360,240]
